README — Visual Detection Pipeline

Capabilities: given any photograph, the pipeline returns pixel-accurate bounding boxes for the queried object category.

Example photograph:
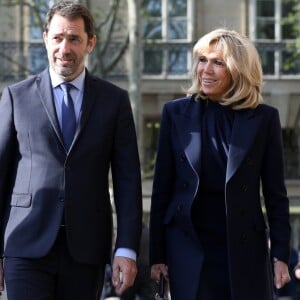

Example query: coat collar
[173,97,264,182]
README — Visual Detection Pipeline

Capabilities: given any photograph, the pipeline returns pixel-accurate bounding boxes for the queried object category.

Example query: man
[0,1,142,299]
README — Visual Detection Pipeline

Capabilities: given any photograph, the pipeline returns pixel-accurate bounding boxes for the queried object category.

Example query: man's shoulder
[86,73,128,94]
[6,69,47,91]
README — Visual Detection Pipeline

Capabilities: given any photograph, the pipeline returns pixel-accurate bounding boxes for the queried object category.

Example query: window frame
[142,0,195,79]
[27,0,50,74]
[249,0,300,79]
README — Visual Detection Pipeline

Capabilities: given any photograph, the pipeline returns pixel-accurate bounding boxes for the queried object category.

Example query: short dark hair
[44,1,95,39]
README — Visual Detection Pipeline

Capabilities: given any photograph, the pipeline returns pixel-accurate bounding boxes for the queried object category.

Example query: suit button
[59,197,64,202]
[183,182,188,188]
[241,232,247,242]
[177,204,182,212]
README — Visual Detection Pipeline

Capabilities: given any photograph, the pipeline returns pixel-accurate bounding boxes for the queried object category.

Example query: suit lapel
[36,69,64,147]
[75,72,97,140]
[36,69,97,152]
[226,108,264,182]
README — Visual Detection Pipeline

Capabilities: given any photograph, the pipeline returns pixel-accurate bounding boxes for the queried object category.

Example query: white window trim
[143,0,194,79]
[249,0,300,78]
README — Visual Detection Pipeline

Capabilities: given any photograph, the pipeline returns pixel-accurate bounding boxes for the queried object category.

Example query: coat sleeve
[149,104,175,265]
[0,87,17,254]
[110,89,143,254]
[261,108,291,264]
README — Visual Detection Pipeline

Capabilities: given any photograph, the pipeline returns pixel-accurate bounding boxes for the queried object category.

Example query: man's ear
[87,35,97,54]
[43,32,48,47]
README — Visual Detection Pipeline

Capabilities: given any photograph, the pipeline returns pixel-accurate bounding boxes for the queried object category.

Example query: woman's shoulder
[164,94,199,110]
[253,103,279,117]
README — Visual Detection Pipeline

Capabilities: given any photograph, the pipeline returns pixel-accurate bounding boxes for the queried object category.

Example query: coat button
[183,182,188,188]
[246,157,254,165]
[180,154,186,162]
[241,184,248,192]
[177,204,182,212]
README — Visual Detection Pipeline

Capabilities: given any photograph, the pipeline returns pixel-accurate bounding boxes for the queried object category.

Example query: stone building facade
[1,0,300,247]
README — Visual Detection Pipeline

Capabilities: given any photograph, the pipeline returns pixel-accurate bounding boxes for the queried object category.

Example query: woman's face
[197,47,232,101]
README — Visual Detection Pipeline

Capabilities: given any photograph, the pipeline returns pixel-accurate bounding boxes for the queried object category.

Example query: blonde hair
[187,28,263,109]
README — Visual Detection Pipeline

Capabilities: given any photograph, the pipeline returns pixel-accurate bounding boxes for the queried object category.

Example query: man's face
[43,14,96,81]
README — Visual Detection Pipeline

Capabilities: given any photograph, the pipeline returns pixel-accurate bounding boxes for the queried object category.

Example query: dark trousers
[4,228,105,300]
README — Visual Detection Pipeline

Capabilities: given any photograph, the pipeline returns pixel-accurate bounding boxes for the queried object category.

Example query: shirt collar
[49,67,85,92]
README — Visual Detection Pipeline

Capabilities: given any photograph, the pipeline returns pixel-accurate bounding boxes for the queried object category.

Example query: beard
[50,55,84,81]
[56,65,74,77]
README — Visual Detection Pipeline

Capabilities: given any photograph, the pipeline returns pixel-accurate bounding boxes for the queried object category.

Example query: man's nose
[59,39,71,53]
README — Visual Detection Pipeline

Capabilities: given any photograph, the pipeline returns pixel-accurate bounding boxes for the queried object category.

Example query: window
[0,42,19,81]
[249,0,300,76]
[283,128,300,178]
[142,0,193,77]
[28,0,50,73]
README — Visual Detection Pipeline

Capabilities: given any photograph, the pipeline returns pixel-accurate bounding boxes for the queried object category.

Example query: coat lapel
[169,98,264,185]
[226,108,264,182]
[174,98,202,177]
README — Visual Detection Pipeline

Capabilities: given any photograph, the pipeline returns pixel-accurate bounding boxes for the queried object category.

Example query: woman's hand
[274,260,291,289]
[151,263,169,282]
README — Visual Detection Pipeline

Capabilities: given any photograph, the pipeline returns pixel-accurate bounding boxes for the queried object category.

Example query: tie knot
[61,82,73,94]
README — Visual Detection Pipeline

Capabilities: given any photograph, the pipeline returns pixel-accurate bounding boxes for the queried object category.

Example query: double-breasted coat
[149,96,290,300]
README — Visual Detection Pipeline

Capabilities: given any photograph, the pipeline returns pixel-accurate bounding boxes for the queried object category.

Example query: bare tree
[127,0,141,134]
[0,0,129,80]
[84,0,130,78]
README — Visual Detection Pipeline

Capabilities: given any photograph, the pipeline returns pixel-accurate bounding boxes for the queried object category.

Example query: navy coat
[150,96,290,300]
[0,68,142,266]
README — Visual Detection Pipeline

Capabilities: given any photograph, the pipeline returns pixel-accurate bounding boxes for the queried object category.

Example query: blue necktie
[61,83,76,150]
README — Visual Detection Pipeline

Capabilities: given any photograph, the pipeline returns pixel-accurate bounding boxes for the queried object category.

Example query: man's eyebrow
[68,34,80,38]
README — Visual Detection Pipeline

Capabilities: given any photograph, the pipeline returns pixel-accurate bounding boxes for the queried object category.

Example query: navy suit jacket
[0,68,142,265]
[150,96,291,300]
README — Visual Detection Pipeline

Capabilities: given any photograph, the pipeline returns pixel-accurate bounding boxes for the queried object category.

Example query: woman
[149,28,291,300]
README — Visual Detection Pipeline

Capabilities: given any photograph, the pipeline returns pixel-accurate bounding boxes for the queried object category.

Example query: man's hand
[0,258,4,295]
[295,264,300,279]
[274,260,291,289]
[112,256,137,295]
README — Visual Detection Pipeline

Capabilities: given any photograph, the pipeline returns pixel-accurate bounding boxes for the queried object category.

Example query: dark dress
[192,99,235,300]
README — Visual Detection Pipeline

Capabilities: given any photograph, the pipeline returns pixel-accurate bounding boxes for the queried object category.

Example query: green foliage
[282,0,300,73]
